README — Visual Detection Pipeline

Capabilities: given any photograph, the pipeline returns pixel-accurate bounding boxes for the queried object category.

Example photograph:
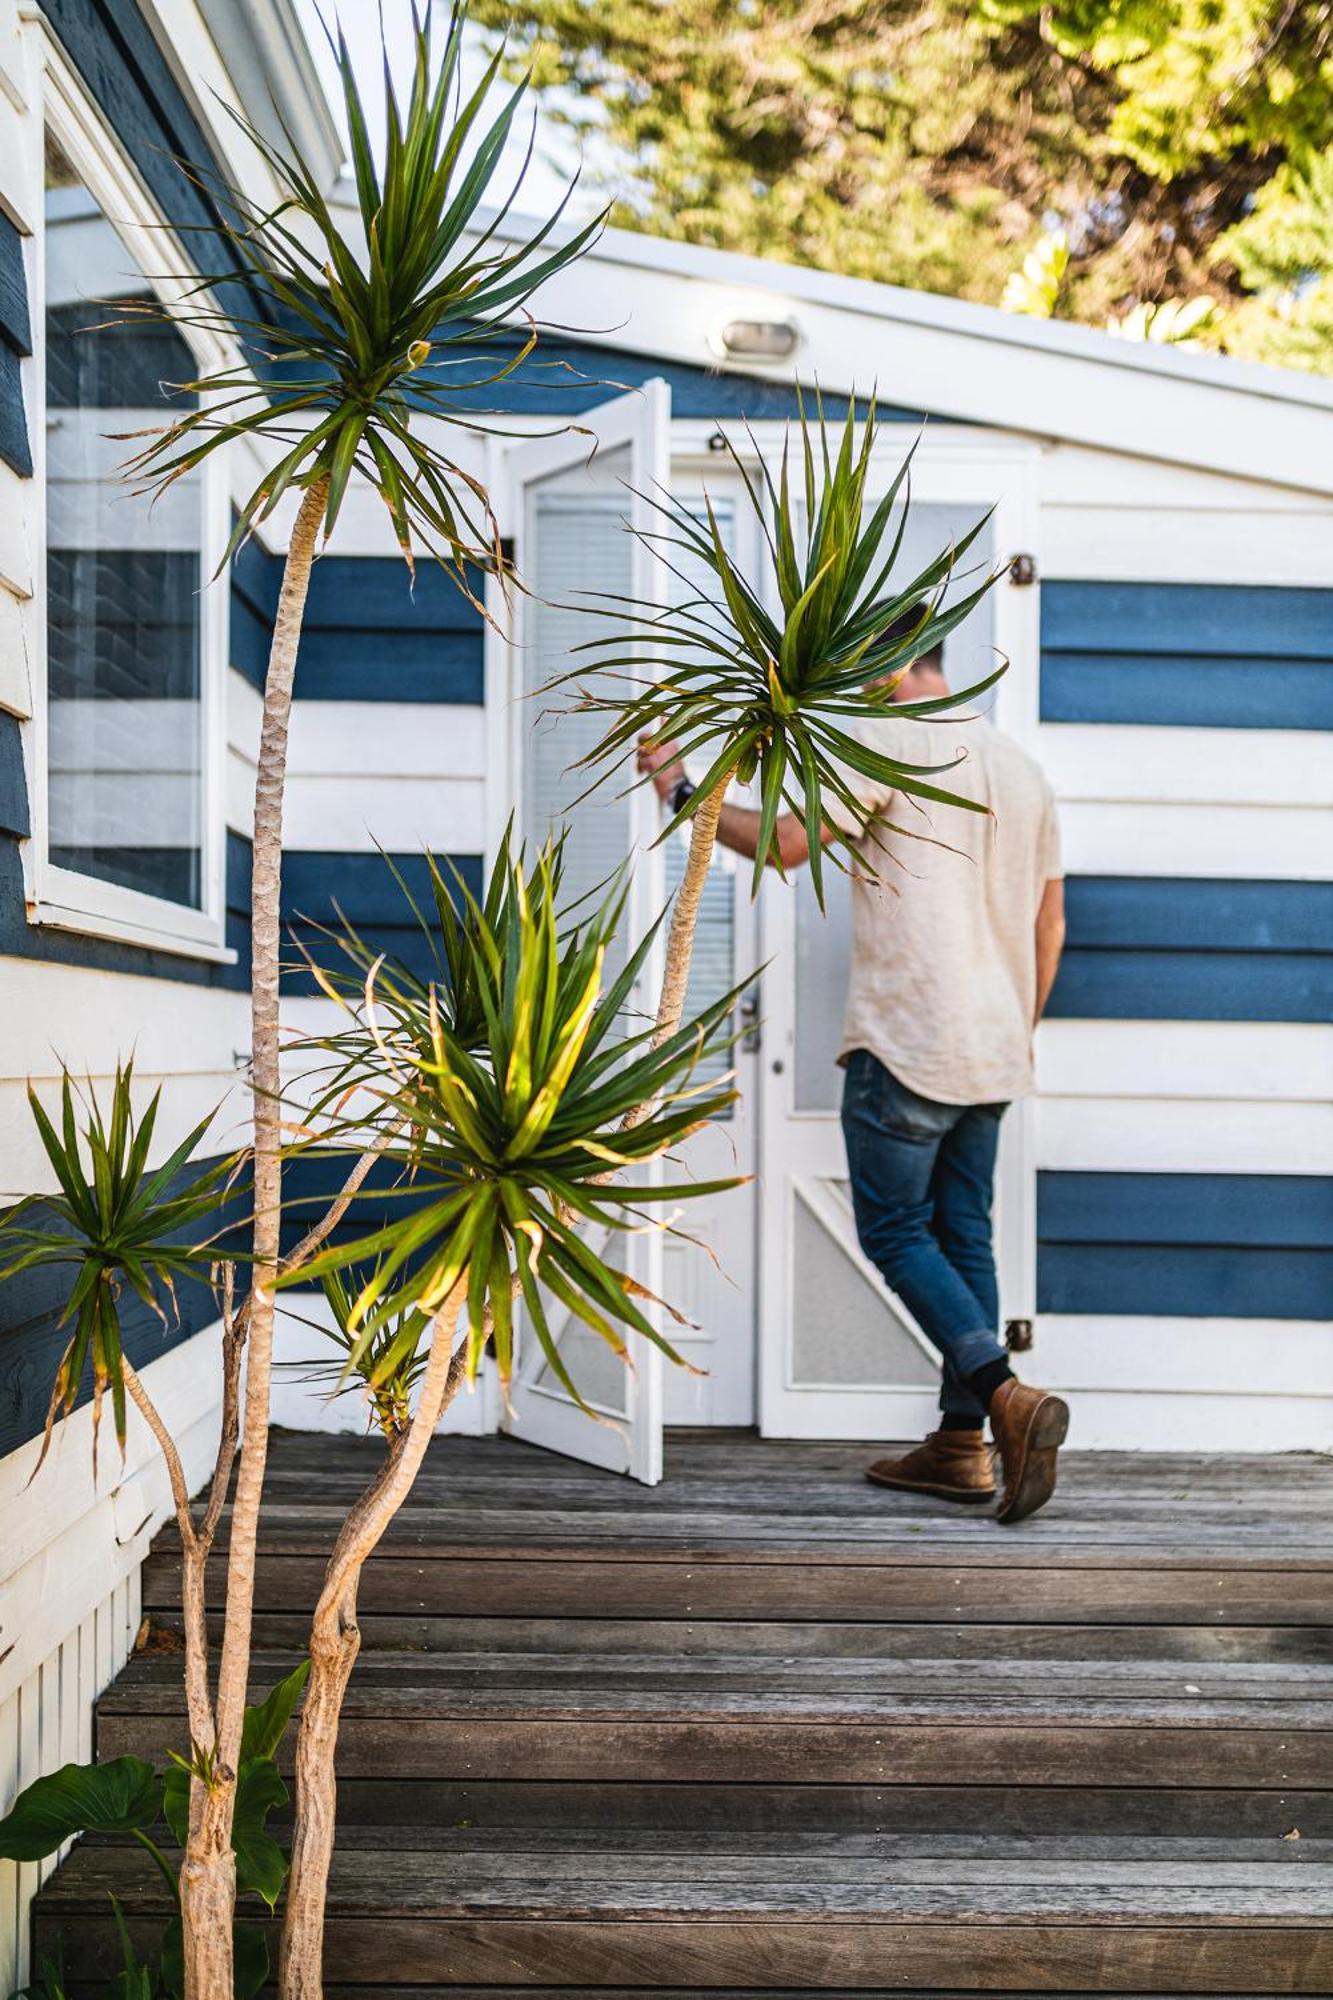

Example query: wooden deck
[34,1427,1333,1994]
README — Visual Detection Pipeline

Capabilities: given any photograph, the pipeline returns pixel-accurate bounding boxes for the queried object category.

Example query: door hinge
[739,986,762,1055]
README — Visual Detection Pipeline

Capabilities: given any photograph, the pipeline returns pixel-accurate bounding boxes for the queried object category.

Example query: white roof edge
[572,215,1333,415]
[324,179,1333,492]
[199,0,344,195]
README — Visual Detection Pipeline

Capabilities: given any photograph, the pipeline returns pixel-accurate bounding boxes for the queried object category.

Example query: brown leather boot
[990,1377,1070,1524]
[866,1429,997,1504]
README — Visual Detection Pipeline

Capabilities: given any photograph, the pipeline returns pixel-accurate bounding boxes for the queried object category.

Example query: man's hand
[636,733,686,804]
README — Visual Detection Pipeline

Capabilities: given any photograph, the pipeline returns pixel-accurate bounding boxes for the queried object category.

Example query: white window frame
[25,34,235,962]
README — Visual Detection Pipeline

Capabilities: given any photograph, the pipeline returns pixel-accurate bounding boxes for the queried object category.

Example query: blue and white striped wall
[1032,443,1333,1447]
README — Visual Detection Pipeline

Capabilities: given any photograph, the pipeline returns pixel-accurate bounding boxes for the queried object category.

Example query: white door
[655,463,762,1428]
[492,384,672,1481]
[757,440,1041,1439]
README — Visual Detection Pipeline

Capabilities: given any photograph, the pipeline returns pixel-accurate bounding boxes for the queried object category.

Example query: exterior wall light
[713,317,802,360]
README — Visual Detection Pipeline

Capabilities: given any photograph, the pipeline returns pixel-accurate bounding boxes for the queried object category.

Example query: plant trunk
[178,1785,239,2000]
[620,779,727,1138]
[652,780,727,1048]
[183,475,328,2000]
[278,1291,468,2000]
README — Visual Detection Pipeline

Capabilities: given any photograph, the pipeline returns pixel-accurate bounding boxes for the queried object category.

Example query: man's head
[889,640,947,704]
[876,604,950,703]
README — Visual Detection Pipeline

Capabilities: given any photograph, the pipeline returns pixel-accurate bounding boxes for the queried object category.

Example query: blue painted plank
[1065,878,1333,953]
[1038,1171,1333,1250]
[1037,1243,1333,1321]
[1047,951,1332,1022]
[294,628,483,703]
[0,342,31,478]
[1042,582,1333,661]
[229,583,272,691]
[0,711,28,839]
[1041,655,1333,731]
[0,214,31,356]
[306,557,483,633]
[1049,877,1333,1021]
[229,547,486,701]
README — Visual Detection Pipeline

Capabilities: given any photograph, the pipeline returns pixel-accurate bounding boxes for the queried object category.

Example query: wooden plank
[32,1904,1333,1994]
[141,1551,1333,1624]
[109,1650,1333,1703]
[314,1778,1333,1839]
[200,1612,1333,1663]
[94,1708,1333,1789]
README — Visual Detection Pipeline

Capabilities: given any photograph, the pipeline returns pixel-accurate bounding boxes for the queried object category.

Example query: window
[33,88,227,957]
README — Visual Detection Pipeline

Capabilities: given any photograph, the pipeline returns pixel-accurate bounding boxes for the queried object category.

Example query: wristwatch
[668,776,696,815]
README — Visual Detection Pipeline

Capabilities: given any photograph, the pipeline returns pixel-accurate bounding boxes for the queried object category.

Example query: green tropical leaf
[552,393,1004,906]
[240,1660,310,1764]
[232,1760,290,1910]
[116,0,606,588]
[0,1757,160,1861]
[286,838,743,1406]
[0,1066,239,1463]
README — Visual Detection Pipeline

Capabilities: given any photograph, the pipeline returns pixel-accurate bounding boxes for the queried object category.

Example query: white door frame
[754,429,1043,1439]
[486,381,673,1481]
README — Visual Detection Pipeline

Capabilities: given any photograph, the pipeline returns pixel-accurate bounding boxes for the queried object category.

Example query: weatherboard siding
[1040,580,1333,730]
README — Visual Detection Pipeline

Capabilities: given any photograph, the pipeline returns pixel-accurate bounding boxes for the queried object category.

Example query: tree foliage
[470,0,1333,370]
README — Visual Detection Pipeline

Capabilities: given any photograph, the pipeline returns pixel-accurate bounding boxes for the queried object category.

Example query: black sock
[940,1414,985,1433]
[966,1357,1015,1411]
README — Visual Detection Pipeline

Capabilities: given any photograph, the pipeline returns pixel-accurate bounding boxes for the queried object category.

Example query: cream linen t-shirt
[827,711,1062,1107]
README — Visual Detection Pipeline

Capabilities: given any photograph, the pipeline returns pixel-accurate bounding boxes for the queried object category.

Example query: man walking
[638,642,1069,1524]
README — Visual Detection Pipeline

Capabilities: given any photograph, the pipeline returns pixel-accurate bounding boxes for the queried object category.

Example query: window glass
[44,131,204,910]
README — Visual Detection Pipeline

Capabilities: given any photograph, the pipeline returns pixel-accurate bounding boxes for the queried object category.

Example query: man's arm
[636,737,835,870]
[1034,876,1066,1022]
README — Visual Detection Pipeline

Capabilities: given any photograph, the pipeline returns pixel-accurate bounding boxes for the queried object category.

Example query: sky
[290,0,595,218]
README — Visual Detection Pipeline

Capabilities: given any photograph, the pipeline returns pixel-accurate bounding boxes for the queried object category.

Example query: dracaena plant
[2,8,606,1997]
[554,394,1005,1042]
[0,1065,238,1470]
[269,835,740,1982]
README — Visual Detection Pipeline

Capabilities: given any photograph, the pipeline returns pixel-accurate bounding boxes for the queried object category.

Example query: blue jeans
[841,1049,1009,1426]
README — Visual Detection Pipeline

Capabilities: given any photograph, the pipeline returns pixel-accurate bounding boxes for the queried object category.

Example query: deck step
[97,1649,1333,1792]
[32,1830,1333,1993]
[31,1432,1333,1991]
[142,1543,1333,1628]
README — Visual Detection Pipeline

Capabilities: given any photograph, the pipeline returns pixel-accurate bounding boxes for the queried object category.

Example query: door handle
[739,986,762,1055]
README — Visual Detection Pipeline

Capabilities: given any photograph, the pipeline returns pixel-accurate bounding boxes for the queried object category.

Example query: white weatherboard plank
[0,1071,247,1199]
[287,700,487,777]
[1059,799,1333,880]
[227,675,488,779]
[227,676,488,848]
[1038,1020,1333,1104]
[1033,1316,1333,1399]
[279,772,486,854]
[1044,503,1333,586]
[1041,725,1333,810]
[1035,1095,1333,1174]
[1,959,251,1073]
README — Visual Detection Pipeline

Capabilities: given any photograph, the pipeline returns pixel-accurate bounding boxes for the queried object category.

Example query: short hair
[885,604,944,672]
